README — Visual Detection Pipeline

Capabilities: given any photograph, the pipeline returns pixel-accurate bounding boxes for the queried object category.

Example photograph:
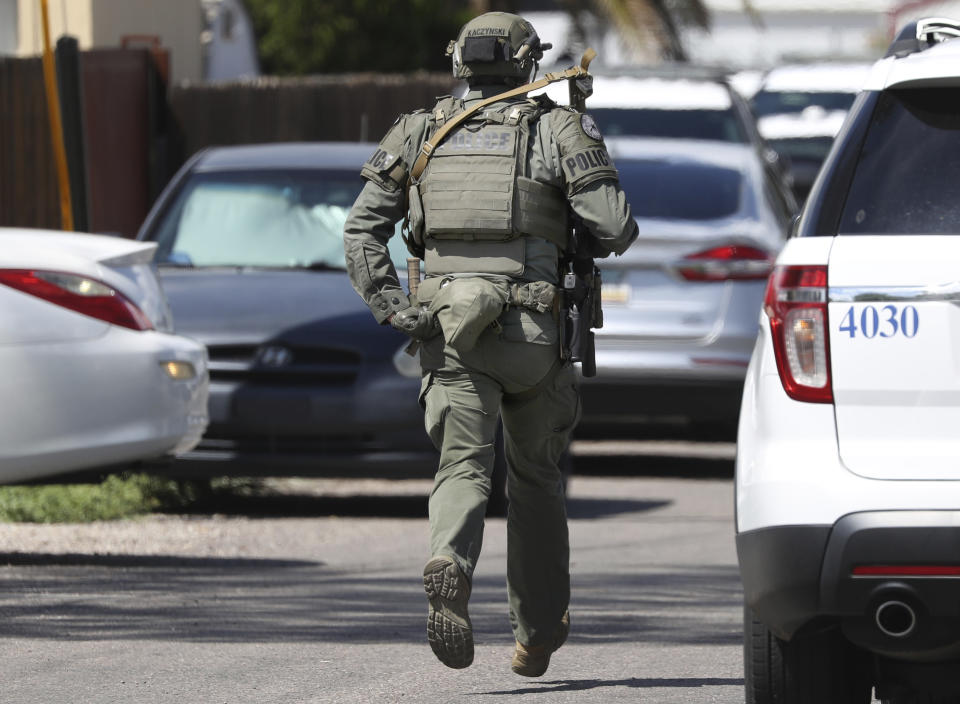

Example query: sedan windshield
[591,107,747,143]
[617,159,743,220]
[148,169,409,269]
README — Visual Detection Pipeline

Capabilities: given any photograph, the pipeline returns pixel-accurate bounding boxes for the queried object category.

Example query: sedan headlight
[392,343,421,378]
[160,360,197,380]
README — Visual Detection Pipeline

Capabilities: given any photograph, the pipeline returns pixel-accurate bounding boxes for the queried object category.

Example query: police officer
[343,11,637,676]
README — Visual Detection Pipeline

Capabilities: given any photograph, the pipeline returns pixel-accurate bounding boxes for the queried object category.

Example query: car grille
[206,343,361,385]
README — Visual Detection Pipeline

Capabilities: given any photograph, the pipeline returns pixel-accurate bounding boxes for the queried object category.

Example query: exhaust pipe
[875,599,917,638]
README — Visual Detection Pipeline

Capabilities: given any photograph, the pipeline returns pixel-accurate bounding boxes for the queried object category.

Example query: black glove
[390,305,437,340]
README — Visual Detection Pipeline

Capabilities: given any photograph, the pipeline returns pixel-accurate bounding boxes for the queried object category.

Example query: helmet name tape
[467,28,508,37]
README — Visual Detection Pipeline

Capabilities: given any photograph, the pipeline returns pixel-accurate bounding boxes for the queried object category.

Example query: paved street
[0,449,744,704]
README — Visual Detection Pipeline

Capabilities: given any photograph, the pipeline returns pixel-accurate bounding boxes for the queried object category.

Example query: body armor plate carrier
[407,98,569,276]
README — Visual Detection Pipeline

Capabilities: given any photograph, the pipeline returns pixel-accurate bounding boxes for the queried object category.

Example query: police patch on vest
[366,148,398,172]
[561,146,616,185]
[580,114,602,141]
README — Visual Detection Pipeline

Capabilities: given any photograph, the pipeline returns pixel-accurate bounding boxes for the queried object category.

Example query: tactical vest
[407,97,569,277]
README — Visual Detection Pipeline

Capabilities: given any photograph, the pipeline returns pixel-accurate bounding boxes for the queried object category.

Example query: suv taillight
[0,269,153,331]
[764,265,832,403]
[674,245,774,282]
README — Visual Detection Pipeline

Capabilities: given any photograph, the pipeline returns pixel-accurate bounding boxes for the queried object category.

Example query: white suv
[737,18,960,704]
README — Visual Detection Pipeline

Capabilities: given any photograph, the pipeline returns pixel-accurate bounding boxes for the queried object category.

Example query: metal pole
[56,36,89,232]
[39,0,73,231]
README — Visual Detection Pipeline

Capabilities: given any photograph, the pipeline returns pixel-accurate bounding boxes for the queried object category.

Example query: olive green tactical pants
[418,307,580,647]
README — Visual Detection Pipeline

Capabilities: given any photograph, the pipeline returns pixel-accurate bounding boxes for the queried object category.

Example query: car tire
[744,606,873,704]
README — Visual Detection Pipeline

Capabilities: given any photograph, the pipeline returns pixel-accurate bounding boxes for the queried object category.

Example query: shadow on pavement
[573,454,734,478]
[565,497,671,519]
[170,492,432,519]
[476,676,745,696]
[0,562,741,646]
[0,552,320,568]
[165,491,671,521]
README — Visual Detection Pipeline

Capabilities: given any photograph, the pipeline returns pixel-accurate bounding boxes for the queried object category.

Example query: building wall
[203,0,259,81]
[687,0,960,69]
[0,0,17,55]
[17,0,94,57]
[685,11,890,69]
[16,0,203,84]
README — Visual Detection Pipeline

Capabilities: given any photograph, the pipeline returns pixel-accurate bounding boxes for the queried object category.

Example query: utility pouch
[429,277,509,353]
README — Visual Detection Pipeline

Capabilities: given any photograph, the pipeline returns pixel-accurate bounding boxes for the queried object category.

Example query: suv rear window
[839,88,960,234]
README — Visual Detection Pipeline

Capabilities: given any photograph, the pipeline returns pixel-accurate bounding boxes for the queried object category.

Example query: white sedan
[0,228,209,484]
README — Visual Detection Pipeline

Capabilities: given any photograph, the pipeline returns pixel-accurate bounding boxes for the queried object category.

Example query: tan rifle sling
[409,49,596,184]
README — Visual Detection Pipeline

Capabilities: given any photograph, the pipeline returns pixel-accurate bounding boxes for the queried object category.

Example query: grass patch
[0,474,221,523]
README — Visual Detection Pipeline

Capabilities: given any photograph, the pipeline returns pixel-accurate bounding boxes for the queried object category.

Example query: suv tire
[744,607,873,704]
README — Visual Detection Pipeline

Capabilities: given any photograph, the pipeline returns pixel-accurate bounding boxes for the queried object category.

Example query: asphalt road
[0,445,745,704]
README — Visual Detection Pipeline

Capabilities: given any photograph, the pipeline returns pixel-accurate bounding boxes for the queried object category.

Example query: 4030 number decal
[838,305,919,339]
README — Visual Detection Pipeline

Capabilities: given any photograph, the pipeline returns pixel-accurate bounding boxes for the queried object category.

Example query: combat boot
[422,556,473,669]
[511,610,570,677]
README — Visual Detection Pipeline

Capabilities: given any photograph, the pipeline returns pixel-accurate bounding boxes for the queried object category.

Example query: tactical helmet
[446,12,551,85]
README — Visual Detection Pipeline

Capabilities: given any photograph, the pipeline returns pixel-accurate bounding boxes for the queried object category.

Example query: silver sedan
[0,228,209,483]
[579,137,797,438]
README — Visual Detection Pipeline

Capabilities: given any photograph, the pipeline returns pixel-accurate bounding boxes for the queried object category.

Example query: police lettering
[368,149,395,170]
[564,148,610,177]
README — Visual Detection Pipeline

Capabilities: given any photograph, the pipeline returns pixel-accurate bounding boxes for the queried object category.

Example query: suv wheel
[744,607,873,704]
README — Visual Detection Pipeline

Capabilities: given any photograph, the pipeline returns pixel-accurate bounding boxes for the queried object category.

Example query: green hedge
[0,474,209,523]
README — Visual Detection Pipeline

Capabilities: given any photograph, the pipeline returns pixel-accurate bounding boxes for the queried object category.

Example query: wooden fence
[1,49,166,236]
[169,72,461,158]
[0,56,459,235]
[0,57,61,230]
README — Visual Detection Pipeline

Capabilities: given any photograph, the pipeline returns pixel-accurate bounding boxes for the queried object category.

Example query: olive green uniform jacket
[343,86,638,649]
[343,87,638,322]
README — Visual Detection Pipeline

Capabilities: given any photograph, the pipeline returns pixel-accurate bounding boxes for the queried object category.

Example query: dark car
[750,61,872,202]
[137,142,438,480]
